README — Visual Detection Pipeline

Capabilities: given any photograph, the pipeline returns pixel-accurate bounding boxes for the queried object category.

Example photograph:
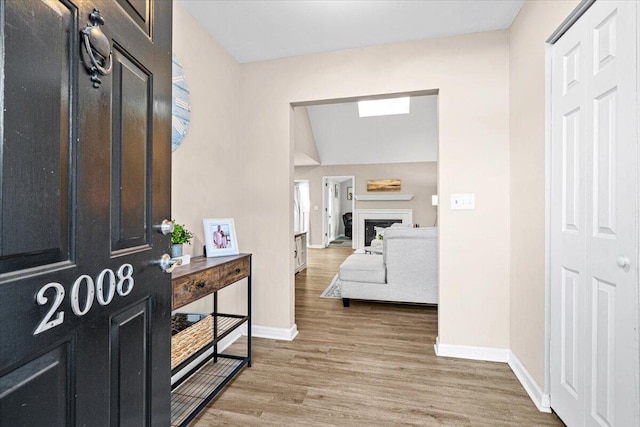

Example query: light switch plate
[451,193,475,210]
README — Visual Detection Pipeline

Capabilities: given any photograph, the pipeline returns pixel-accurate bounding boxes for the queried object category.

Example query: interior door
[0,1,173,426]
[550,1,639,426]
[325,180,335,244]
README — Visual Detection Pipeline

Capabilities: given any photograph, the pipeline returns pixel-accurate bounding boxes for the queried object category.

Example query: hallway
[193,246,562,426]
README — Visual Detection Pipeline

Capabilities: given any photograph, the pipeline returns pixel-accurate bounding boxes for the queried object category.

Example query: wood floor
[193,246,563,426]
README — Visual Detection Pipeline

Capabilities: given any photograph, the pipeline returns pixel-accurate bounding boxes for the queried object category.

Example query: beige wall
[294,107,320,165]
[509,0,579,386]
[174,1,582,362]
[295,163,437,246]
[171,4,245,314]
[238,31,511,347]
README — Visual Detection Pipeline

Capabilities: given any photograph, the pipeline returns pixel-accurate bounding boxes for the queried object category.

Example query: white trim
[433,337,509,363]
[355,194,414,201]
[433,338,551,412]
[242,323,299,341]
[543,39,554,406]
[508,351,551,413]
[307,244,325,249]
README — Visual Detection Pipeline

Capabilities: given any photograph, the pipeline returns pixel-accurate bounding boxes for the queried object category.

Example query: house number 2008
[33,264,134,335]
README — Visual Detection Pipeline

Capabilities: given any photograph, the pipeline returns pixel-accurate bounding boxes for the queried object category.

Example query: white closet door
[583,2,638,425]
[551,13,587,426]
[550,1,639,426]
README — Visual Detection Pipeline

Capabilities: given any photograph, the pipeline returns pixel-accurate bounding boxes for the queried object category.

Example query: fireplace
[364,219,402,247]
[354,209,413,251]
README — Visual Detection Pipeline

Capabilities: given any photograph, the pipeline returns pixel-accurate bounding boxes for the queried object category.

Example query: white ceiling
[305,96,438,165]
[177,0,526,63]
[177,0,524,165]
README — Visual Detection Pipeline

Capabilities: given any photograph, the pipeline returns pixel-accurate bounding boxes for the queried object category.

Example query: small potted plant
[171,221,193,258]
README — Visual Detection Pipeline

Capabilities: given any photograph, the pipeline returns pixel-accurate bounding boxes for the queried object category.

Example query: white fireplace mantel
[354,209,413,251]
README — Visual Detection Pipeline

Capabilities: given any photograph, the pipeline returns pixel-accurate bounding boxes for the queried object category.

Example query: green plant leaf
[171,221,193,245]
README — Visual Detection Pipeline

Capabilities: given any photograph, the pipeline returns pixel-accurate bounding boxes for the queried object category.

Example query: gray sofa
[339,226,438,306]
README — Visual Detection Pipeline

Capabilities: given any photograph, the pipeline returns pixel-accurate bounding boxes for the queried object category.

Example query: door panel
[562,108,581,233]
[592,89,617,238]
[0,0,75,273]
[551,17,586,425]
[591,278,615,425]
[115,0,151,35]
[111,48,152,252]
[0,345,70,426]
[110,301,150,426]
[584,3,637,426]
[594,11,616,73]
[560,267,579,398]
[0,1,172,425]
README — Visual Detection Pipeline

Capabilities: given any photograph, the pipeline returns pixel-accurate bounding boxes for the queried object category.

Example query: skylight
[357,97,410,118]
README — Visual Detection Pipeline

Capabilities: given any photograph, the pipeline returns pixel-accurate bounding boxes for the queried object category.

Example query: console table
[170,254,252,427]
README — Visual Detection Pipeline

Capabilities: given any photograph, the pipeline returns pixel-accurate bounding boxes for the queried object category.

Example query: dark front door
[0,0,172,425]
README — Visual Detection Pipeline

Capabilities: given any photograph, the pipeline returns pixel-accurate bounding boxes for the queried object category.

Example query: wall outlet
[451,193,475,210]
[313,205,319,211]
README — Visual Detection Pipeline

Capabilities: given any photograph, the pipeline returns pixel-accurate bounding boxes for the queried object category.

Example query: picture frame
[347,186,353,200]
[367,179,401,191]
[203,218,239,257]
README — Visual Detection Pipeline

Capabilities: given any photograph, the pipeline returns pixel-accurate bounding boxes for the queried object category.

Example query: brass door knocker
[81,9,112,88]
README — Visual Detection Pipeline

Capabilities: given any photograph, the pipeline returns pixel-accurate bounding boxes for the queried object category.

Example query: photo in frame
[347,186,353,200]
[203,218,239,257]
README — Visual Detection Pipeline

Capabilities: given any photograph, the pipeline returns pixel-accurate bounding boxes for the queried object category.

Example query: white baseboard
[433,337,550,413]
[241,323,299,341]
[434,336,510,362]
[508,351,551,413]
[308,244,325,249]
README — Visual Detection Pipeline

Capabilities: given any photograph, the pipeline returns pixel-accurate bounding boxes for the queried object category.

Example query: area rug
[320,274,341,299]
[329,238,352,246]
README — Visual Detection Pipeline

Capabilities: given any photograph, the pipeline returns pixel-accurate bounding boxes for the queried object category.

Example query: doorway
[322,176,355,248]
[292,90,439,326]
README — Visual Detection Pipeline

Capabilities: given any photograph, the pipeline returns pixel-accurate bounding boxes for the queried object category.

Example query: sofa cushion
[339,254,386,284]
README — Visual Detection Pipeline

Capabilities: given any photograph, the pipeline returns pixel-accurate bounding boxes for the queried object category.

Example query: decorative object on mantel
[171,221,193,258]
[367,179,401,191]
[347,186,353,200]
[203,218,239,257]
[355,194,414,201]
[172,53,191,152]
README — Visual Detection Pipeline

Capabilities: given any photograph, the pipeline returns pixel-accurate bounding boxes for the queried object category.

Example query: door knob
[157,254,182,273]
[616,256,630,269]
[153,219,174,235]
